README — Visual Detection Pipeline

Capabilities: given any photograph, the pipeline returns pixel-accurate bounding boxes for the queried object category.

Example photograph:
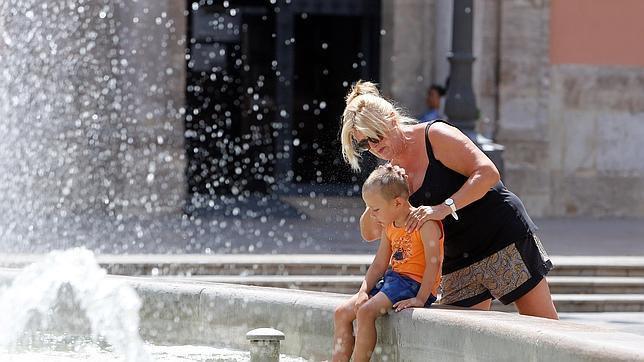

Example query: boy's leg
[353,292,393,362]
[333,293,361,362]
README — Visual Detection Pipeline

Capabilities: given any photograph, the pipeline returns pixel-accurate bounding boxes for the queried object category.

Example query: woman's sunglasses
[353,136,381,153]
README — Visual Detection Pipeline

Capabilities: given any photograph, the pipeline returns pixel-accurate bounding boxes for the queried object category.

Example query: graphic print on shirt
[390,232,413,267]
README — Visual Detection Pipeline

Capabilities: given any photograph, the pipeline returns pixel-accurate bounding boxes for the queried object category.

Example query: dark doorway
[291,14,379,185]
[185,0,381,202]
[185,1,277,201]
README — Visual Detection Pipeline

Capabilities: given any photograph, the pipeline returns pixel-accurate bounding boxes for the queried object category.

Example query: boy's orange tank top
[385,221,444,295]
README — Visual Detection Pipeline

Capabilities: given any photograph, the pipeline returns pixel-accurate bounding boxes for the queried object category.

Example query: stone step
[100,255,644,277]
[0,254,372,276]
[107,255,644,278]
[492,294,644,313]
[548,257,644,277]
[151,274,644,297]
[2,254,644,277]
[548,276,644,294]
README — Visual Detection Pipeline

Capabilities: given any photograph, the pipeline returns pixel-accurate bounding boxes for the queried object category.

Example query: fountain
[0,248,306,361]
[0,248,151,361]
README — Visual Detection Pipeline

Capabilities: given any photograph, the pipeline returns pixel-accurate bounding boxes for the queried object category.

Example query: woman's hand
[405,205,450,233]
[393,297,425,312]
[388,164,408,179]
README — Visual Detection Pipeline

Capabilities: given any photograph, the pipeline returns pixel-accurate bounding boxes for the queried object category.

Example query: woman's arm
[405,122,501,231]
[429,122,500,212]
[360,207,383,241]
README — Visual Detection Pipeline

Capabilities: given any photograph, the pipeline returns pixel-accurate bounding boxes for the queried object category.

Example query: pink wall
[550,0,644,66]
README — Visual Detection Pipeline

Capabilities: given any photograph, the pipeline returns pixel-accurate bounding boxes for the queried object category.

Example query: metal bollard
[246,327,285,362]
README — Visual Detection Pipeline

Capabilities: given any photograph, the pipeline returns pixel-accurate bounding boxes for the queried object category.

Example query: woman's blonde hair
[340,80,417,171]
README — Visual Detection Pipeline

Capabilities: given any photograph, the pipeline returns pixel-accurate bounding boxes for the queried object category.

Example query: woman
[340,80,558,319]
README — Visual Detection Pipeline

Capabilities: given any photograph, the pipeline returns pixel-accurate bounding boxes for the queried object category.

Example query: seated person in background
[418,84,446,123]
[332,164,444,362]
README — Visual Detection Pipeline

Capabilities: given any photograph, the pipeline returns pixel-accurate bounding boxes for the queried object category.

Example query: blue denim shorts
[369,269,437,307]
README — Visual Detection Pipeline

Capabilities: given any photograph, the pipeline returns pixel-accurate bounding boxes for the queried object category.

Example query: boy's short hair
[362,164,410,200]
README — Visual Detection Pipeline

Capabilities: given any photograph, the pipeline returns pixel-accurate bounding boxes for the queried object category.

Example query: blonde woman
[340,80,558,319]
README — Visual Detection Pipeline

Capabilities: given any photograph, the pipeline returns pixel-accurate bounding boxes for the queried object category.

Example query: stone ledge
[69,279,644,361]
[2,270,644,361]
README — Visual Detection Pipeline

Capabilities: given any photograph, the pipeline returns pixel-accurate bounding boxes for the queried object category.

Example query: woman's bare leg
[470,298,492,311]
[353,293,392,362]
[514,278,559,319]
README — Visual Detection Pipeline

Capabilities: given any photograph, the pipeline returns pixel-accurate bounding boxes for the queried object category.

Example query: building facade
[1,0,642,223]
[382,0,644,217]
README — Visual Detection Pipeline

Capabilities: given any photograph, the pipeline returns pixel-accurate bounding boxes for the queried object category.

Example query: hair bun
[345,80,380,106]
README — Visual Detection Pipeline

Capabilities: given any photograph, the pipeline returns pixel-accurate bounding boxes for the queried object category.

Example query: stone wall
[547,65,644,216]
[380,0,436,115]
[498,0,644,217]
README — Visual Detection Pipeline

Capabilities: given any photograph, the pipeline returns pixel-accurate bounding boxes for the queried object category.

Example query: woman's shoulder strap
[425,119,453,159]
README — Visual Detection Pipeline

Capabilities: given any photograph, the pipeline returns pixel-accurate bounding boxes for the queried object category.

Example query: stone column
[472,0,501,139]
[380,0,436,114]
[444,0,504,173]
[0,0,186,248]
[110,0,187,216]
[497,0,551,216]
[433,0,453,88]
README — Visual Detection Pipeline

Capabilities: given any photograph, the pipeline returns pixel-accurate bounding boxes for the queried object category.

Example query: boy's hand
[353,291,370,313]
[393,297,425,312]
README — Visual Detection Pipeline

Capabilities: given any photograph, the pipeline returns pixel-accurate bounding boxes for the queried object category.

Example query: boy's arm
[360,207,382,241]
[414,221,443,304]
[359,230,392,294]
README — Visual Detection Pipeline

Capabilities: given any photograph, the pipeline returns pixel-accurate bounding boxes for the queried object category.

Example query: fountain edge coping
[1,269,644,361]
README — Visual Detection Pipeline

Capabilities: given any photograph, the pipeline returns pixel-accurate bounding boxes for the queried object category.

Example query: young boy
[332,164,444,362]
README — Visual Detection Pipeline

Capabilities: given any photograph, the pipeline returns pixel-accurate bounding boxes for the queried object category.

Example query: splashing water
[0,248,152,362]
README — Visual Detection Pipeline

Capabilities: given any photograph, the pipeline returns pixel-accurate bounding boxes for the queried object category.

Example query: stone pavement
[1,199,642,256]
[559,312,644,337]
[533,217,644,256]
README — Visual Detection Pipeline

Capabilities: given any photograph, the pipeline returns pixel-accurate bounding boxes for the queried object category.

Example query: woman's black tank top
[409,121,538,274]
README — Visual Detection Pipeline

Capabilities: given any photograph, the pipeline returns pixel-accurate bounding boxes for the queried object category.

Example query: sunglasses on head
[353,135,382,153]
